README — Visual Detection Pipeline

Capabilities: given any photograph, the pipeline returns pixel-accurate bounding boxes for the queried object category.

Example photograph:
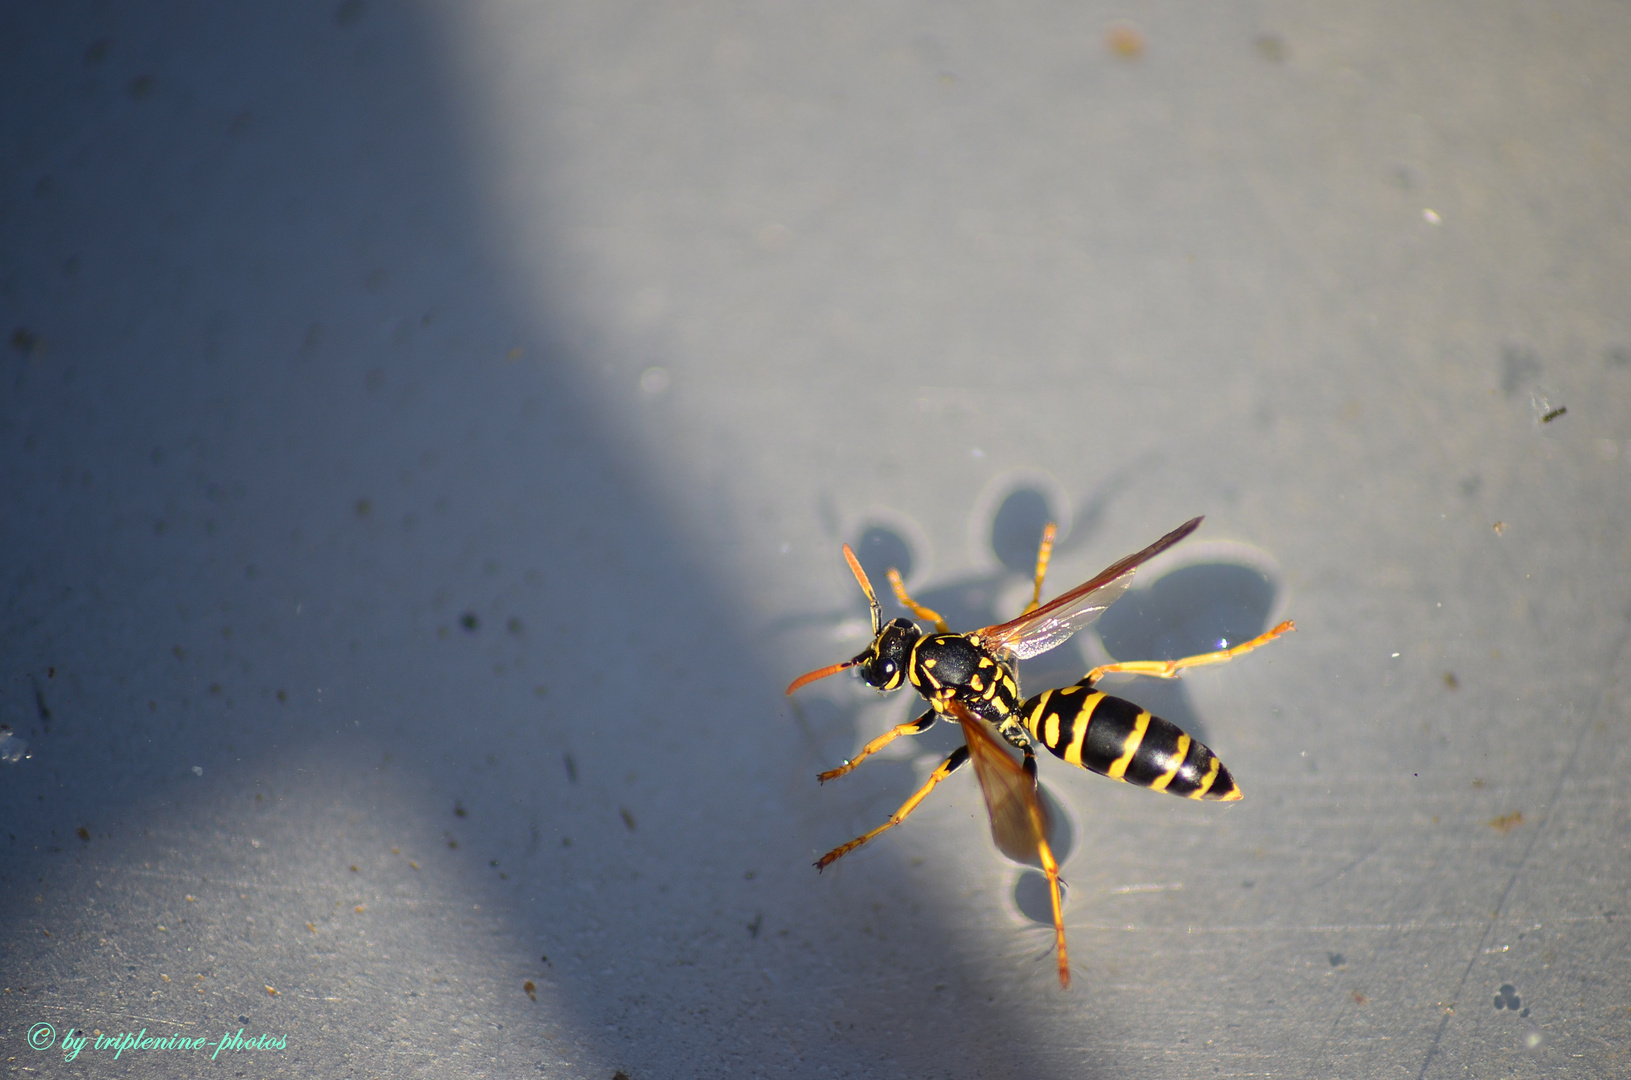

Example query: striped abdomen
[1019,681,1241,801]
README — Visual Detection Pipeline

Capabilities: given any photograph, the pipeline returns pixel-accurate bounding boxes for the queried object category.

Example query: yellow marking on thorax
[1062,692,1107,767]
[968,672,984,692]
[1102,709,1151,778]
[1189,756,1223,799]
[1145,733,1191,792]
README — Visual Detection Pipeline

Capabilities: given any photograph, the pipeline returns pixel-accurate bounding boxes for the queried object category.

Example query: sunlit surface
[3,2,1628,1076]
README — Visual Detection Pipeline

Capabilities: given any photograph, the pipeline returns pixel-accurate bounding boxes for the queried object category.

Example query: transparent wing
[977,516,1202,661]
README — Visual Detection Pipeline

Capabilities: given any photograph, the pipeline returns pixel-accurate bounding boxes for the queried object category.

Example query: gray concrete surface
[3,2,1629,1077]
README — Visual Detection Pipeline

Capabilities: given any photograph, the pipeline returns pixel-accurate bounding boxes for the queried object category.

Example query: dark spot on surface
[355,497,372,517]
[447,838,457,849]
[31,677,51,730]
[85,38,111,65]
[619,807,637,832]
[523,979,536,1001]
[1488,811,1524,834]
[127,74,155,99]
[613,1072,631,1080]
[507,616,524,636]
[747,913,762,939]
[1443,671,1459,689]
[1606,345,1630,368]
[1500,345,1540,394]
[743,870,756,880]
[1494,984,1521,1010]
[77,827,90,843]
[453,801,466,818]
[1241,880,1255,888]
[563,753,577,783]
[1458,475,1482,497]
[334,0,366,26]
[459,612,478,632]
[1328,952,1345,967]
[349,865,358,873]
[11,327,38,354]
[276,690,287,703]
[1254,33,1288,62]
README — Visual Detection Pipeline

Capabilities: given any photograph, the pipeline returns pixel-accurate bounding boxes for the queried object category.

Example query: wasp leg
[815,745,970,871]
[1020,752,1070,988]
[1021,522,1059,616]
[817,709,938,784]
[886,569,950,633]
[1086,620,1296,684]
[995,715,1037,755]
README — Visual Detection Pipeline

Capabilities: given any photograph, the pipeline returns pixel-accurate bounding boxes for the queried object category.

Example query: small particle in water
[265,985,279,996]
[77,827,90,842]
[1493,521,1507,535]
[0,727,29,764]
[619,807,637,832]
[460,612,479,632]
[454,801,467,818]
[639,366,670,395]
[1540,405,1566,423]
[1495,984,1521,1010]
[523,980,537,1001]
[192,765,203,776]
[1488,811,1524,835]
[1443,672,1459,689]
[563,753,577,783]
[1105,21,1145,58]
[1328,953,1345,967]
[1351,990,1368,1005]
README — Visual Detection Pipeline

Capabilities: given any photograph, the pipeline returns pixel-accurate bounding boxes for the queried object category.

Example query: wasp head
[853,617,920,691]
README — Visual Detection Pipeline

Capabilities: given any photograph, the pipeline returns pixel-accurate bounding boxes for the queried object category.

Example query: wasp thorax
[853,617,920,690]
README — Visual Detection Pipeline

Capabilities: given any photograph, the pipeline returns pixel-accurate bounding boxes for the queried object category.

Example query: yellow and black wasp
[787,516,1293,988]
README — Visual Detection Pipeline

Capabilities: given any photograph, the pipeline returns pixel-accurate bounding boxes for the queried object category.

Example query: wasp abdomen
[1020,682,1240,801]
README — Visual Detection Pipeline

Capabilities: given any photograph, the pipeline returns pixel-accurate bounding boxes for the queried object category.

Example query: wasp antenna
[786,659,854,696]
[841,543,882,636]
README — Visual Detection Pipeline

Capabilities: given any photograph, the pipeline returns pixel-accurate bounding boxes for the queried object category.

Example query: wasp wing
[948,700,1071,988]
[950,702,1051,865]
[978,516,1202,661]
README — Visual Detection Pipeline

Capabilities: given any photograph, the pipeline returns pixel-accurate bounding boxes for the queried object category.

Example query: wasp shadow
[1091,561,1283,748]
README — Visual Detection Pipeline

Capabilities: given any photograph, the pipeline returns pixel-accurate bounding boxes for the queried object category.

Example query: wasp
[787,516,1294,988]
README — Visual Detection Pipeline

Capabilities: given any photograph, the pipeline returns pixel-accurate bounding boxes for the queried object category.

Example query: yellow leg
[1086,620,1296,684]
[887,569,949,633]
[1021,754,1069,988]
[1022,522,1059,615]
[817,711,937,784]
[1033,809,1070,989]
[815,746,969,871]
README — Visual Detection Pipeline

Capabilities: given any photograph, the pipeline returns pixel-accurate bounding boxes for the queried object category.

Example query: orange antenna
[785,544,881,696]
[841,543,882,637]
